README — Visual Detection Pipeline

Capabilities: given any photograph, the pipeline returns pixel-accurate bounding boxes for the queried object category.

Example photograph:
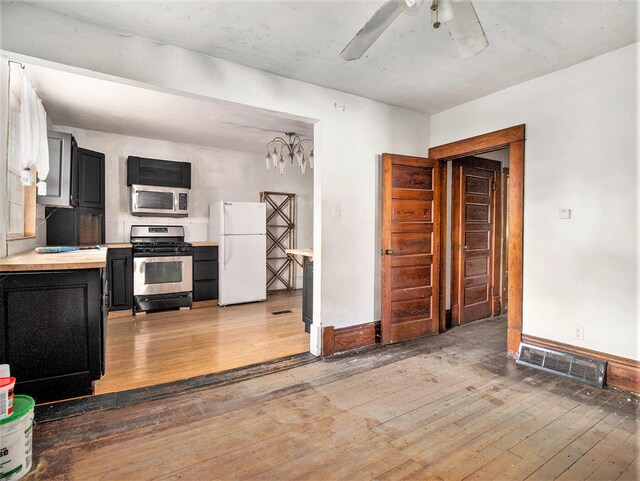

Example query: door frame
[428,125,525,357]
[451,157,502,326]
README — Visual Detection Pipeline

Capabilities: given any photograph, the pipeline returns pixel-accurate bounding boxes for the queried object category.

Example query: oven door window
[145,261,183,284]
[137,191,174,210]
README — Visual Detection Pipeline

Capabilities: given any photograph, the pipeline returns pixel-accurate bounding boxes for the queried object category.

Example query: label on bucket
[0,388,13,419]
[0,412,33,481]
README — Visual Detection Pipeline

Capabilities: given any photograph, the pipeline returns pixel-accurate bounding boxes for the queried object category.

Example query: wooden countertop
[105,243,132,249]
[0,247,108,272]
[285,248,313,259]
[191,241,219,247]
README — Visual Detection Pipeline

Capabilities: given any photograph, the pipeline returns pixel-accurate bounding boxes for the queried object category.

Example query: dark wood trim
[428,125,525,160]
[500,167,510,313]
[322,326,335,357]
[429,125,525,357]
[521,334,640,393]
[322,322,379,357]
[436,159,447,334]
[335,322,377,353]
[506,141,525,356]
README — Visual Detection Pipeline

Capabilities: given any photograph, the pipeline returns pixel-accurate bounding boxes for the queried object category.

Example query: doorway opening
[429,125,525,356]
[2,58,319,407]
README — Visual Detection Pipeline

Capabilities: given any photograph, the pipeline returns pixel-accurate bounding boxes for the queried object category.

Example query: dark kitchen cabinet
[127,156,191,189]
[45,142,105,246]
[38,131,78,207]
[46,206,105,246]
[107,248,133,311]
[193,246,218,302]
[0,269,105,403]
[76,148,105,209]
[302,256,313,333]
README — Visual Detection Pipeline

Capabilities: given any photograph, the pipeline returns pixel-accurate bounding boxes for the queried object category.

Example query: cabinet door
[192,246,218,300]
[107,249,133,311]
[38,131,76,207]
[77,148,105,209]
[127,156,191,188]
[0,270,103,402]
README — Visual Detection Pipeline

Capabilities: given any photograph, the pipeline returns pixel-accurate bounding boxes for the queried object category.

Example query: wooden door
[381,154,440,344]
[452,158,501,325]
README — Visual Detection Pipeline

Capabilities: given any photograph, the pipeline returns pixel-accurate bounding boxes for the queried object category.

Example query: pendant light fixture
[265,132,314,175]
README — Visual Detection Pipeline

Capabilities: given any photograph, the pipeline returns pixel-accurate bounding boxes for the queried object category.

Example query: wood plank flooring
[27,317,638,480]
[95,291,310,394]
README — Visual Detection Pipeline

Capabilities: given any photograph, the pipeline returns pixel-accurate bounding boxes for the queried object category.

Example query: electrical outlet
[332,205,341,217]
[572,324,584,340]
[559,208,571,219]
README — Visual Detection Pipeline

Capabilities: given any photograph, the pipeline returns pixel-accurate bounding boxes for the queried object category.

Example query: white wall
[53,126,314,286]
[0,3,431,355]
[431,43,639,360]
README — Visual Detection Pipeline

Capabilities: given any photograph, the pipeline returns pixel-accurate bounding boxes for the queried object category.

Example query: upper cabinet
[38,131,78,207]
[37,131,106,210]
[127,156,191,189]
[76,148,105,209]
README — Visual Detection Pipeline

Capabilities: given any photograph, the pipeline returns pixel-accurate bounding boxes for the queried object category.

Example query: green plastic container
[0,395,35,481]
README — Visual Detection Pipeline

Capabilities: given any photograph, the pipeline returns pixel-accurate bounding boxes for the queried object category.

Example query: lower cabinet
[0,269,105,403]
[193,246,219,302]
[302,257,313,333]
[107,248,133,311]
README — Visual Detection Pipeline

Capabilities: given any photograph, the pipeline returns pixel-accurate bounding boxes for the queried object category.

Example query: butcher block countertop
[285,248,314,259]
[0,247,108,272]
[191,241,219,247]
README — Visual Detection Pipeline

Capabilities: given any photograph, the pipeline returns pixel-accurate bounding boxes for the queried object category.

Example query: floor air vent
[271,310,293,315]
[517,343,606,387]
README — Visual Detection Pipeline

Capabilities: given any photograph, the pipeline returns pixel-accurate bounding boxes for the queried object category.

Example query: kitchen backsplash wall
[53,126,313,281]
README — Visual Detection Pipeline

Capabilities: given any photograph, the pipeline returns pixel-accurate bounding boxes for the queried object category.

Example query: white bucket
[0,395,35,481]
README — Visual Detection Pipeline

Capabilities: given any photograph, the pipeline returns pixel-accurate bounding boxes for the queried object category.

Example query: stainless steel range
[130,225,193,312]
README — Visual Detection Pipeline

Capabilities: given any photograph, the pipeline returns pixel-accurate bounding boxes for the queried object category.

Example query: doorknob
[385,249,393,255]
[463,245,469,250]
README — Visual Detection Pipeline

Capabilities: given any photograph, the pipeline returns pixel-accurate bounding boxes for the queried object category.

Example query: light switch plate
[559,208,571,219]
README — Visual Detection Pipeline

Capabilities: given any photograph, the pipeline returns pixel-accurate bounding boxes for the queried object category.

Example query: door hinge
[491,179,496,191]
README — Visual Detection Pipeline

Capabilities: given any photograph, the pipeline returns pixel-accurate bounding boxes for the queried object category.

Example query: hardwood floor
[28,317,638,480]
[95,291,310,394]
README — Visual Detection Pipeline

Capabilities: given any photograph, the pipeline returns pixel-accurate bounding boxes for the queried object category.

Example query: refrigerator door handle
[220,236,229,271]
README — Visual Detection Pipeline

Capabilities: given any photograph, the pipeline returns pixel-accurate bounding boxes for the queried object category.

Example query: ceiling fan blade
[445,0,488,58]
[340,1,402,61]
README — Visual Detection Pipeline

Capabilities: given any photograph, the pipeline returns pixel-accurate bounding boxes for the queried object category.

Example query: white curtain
[14,64,49,194]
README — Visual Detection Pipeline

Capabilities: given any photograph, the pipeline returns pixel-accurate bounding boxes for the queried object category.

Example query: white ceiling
[23,64,315,154]
[21,0,639,114]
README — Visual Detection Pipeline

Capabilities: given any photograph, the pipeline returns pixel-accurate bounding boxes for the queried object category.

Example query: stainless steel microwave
[130,184,189,217]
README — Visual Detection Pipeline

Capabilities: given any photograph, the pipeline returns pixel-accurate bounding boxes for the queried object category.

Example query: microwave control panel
[179,193,188,211]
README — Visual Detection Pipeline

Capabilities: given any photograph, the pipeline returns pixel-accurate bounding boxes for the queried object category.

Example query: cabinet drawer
[193,280,218,301]
[193,246,218,261]
[194,260,218,281]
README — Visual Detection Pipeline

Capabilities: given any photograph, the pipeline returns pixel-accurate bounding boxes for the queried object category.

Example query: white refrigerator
[209,201,267,306]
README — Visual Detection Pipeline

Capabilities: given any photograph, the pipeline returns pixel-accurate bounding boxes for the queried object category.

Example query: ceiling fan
[340,0,488,61]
